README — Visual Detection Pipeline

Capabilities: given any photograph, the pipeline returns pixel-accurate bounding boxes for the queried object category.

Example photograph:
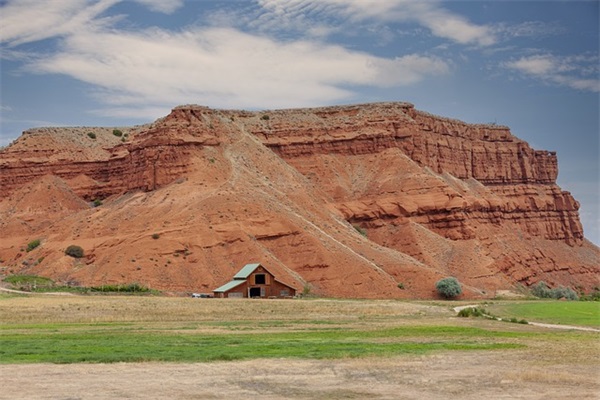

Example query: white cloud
[25,26,448,112]
[1,0,450,115]
[255,0,496,46]
[0,0,119,46]
[132,0,184,14]
[505,54,600,92]
[0,0,183,47]
[506,55,555,75]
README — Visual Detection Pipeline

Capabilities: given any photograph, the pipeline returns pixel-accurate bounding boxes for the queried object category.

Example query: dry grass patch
[0,295,599,398]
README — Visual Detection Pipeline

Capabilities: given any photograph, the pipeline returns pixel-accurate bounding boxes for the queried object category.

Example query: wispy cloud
[254,0,497,46]
[0,0,118,46]
[1,0,451,115]
[0,0,184,47]
[133,0,183,14]
[493,20,566,40]
[504,54,600,92]
[24,26,448,113]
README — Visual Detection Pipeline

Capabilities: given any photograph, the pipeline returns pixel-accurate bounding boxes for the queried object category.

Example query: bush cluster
[580,287,600,301]
[65,245,84,258]
[436,277,462,299]
[90,283,150,293]
[457,307,486,318]
[531,281,578,300]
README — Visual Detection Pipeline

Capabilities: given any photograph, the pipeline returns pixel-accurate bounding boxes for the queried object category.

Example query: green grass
[486,301,600,327]
[3,275,54,287]
[2,275,157,294]
[0,325,524,364]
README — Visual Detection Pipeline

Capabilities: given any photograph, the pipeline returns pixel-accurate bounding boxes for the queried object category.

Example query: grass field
[0,294,598,399]
[0,295,596,364]
[0,295,524,364]
[484,300,600,327]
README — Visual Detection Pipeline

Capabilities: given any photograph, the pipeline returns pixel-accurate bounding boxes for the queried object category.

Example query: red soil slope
[0,103,597,298]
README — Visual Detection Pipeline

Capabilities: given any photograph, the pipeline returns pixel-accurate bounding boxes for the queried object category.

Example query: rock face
[0,102,597,298]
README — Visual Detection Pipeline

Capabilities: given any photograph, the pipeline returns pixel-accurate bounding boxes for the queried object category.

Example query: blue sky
[1,0,598,244]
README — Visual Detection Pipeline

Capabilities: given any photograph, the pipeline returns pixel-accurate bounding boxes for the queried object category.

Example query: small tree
[112,129,123,137]
[65,245,84,258]
[436,277,462,299]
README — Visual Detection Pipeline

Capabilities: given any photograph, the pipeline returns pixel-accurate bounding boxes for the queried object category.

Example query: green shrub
[579,287,600,301]
[4,274,54,287]
[435,277,462,299]
[353,224,367,237]
[93,199,103,207]
[457,307,486,318]
[531,281,578,300]
[261,114,270,120]
[90,282,150,293]
[65,245,84,258]
[87,132,96,139]
[112,129,123,137]
[397,283,405,290]
[26,239,41,252]
[302,284,312,296]
[531,281,552,298]
[151,233,160,240]
[551,286,579,301]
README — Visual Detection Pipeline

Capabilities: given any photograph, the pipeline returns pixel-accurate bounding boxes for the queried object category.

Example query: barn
[213,263,296,299]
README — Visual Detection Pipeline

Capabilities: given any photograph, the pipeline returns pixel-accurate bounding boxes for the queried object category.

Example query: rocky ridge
[0,102,597,297]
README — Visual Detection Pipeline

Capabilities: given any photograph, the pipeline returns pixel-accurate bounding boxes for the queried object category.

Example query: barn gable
[213,263,296,299]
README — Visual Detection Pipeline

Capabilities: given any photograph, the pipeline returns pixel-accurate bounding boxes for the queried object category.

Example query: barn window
[255,274,266,284]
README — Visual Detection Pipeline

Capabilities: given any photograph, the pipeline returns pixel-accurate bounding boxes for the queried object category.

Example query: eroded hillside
[0,103,598,297]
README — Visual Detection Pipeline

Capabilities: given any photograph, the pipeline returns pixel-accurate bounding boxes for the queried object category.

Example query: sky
[1,0,598,244]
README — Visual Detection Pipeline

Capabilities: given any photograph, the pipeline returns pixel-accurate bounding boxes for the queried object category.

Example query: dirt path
[0,286,74,296]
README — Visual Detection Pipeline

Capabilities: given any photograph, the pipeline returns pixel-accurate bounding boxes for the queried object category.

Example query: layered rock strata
[0,102,597,296]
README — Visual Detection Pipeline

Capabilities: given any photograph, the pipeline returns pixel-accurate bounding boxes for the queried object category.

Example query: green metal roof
[213,280,246,293]
[233,263,262,279]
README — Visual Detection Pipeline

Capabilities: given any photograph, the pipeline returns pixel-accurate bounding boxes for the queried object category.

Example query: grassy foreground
[0,295,597,364]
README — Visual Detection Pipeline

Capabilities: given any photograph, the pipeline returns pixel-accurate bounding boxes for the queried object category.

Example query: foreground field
[0,295,599,399]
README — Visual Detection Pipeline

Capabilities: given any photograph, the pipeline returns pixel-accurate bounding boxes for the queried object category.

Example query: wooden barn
[213,263,296,299]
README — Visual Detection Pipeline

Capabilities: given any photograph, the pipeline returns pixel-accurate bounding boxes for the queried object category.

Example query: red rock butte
[0,102,598,298]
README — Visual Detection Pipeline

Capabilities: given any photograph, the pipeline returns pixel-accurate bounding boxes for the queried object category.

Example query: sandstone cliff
[0,102,597,297]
